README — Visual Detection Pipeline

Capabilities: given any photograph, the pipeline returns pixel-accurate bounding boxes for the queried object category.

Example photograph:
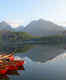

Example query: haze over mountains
[0,19,64,36]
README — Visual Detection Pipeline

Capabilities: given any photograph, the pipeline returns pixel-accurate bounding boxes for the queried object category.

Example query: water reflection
[10,52,66,80]
[15,44,64,63]
[0,44,65,80]
[31,53,66,80]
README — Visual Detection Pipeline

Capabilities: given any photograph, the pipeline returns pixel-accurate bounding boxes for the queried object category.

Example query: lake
[1,44,65,80]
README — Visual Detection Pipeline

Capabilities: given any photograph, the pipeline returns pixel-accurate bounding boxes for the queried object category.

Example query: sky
[0,0,66,28]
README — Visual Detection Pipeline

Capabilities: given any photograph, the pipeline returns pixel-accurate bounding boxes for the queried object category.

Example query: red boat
[0,66,7,75]
[13,60,24,67]
[0,53,24,72]
[6,60,24,67]
[3,53,14,61]
[5,64,18,71]
[8,53,14,61]
[0,69,7,75]
[0,60,24,71]
[7,70,20,75]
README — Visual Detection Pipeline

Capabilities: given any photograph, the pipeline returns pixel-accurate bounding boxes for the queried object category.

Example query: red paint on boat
[7,65,18,71]
[0,69,7,75]
[14,60,24,67]
[0,53,24,75]
[6,60,24,67]
[9,56,14,61]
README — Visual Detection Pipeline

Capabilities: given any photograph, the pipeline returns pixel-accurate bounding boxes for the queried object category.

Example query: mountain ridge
[24,19,64,36]
[0,21,12,31]
[0,19,64,37]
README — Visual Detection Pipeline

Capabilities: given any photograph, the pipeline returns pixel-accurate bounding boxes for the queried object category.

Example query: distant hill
[24,19,64,37]
[0,20,64,37]
[0,21,12,31]
[64,27,66,30]
[0,21,24,32]
[14,26,24,32]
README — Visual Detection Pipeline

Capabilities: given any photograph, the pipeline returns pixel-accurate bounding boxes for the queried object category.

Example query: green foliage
[13,32,40,40]
[15,44,34,53]
[39,34,64,44]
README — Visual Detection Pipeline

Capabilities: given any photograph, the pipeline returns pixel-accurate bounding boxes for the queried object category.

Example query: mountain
[24,19,64,37]
[0,21,24,32]
[64,27,66,30]
[0,21,12,31]
[0,20,64,36]
[14,26,24,32]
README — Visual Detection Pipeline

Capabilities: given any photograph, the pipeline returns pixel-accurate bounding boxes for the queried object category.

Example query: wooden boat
[5,60,24,67]
[0,63,17,71]
[0,60,24,71]
[5,64,18,71]
[0,66,7,75]
[0,53,24,72]
[13,60,24,67]
[0,62,24,75]
[0,69,7,75]
[0,53,14,61]
[7,70,19,75]
[7,53,14,61]
[0,53,14,62]
[0,70,7,75]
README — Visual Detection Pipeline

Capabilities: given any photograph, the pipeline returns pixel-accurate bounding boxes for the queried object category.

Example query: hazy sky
[0,0,66,27]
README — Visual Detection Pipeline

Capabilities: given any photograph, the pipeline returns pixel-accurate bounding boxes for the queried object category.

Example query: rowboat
[0,53,24,73]
[7,70,19,75]
[0,61,24,75]
[0,60,24,71]
[0,53,14,61]
[0,66,7,75]
[0,69,7,75]
[6,60,24,66]
[4,64,18,71]
[13,60,24,67]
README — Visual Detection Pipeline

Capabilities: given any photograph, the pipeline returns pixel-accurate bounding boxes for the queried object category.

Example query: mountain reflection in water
[15,44,64,63]
[0,44,65,80]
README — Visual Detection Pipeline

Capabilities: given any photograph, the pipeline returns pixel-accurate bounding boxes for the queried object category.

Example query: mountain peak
[24,19,64,36]
[0,21,8,25]
[0,21,12,31]
[38,19,44,22]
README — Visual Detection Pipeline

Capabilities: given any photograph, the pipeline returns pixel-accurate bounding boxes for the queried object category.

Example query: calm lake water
[1,44,65,80]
